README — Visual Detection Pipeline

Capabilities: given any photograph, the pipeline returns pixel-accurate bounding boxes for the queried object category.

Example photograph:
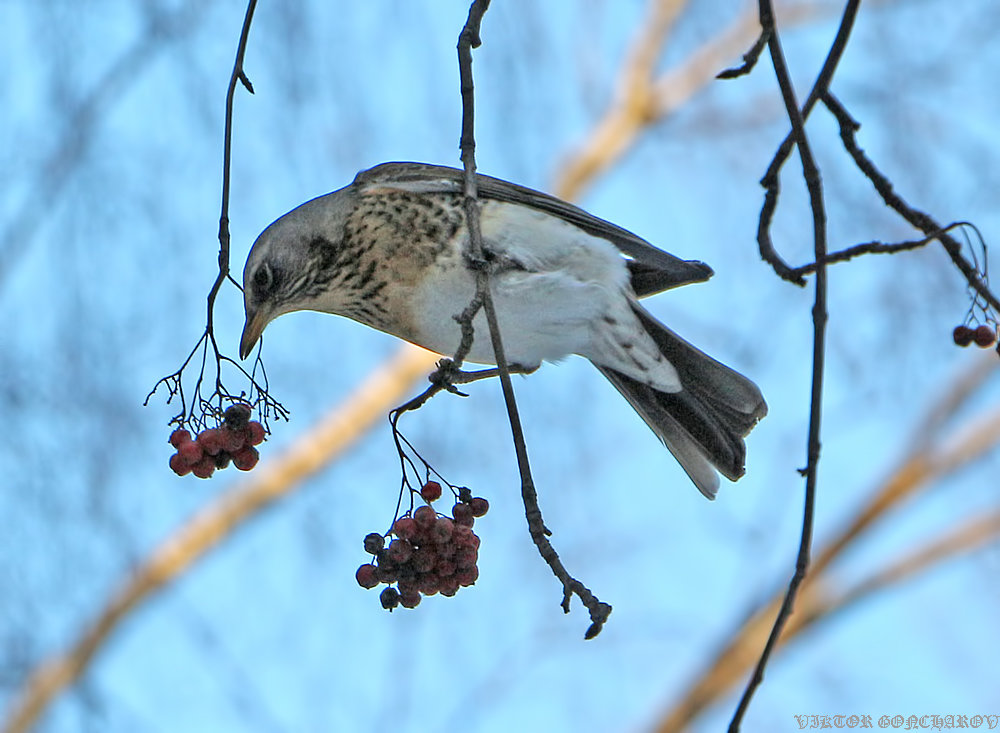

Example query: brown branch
[456,0,611,638]
[552,0,691,201]
[655,499,1000,733]
[822,91,1000,313]
[812,509,1000,629]
[211,0,258,326]
[754,0,860,283]
[1,345,440,733]
[728,2,829,726]
[787,222,976,279]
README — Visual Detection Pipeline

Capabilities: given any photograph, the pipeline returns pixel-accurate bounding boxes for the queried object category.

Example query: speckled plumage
[240,162,767,498]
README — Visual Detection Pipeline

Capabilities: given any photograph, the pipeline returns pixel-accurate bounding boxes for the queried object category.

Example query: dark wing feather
[353,162,714,293]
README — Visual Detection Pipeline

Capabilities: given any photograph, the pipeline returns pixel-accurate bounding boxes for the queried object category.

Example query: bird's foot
[429,358,470,397]
[430,358,537,393]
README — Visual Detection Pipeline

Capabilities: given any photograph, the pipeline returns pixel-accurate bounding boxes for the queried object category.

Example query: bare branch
[822,91,1000,313]
[456,0,611,637]
[727,0,834,724]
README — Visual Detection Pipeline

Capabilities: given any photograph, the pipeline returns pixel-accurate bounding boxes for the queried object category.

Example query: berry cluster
[168,404,266,479]
[356,481,490,610]
[953,324,998,350]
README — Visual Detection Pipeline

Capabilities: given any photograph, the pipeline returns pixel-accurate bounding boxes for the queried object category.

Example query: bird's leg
[447,362,539,384]
[430,358,537,393]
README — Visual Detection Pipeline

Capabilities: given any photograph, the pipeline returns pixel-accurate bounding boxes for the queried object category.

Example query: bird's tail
[595,305,767,499]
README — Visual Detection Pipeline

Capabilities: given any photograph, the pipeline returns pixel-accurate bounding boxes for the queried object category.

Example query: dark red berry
[414,505,437,528]
[428,517,454,544]
[191,455,216,479]
[177,440,204,466]
[455,566,479,587]
[395,565,417,585]
[452,525,480,550]
[973,324,996,348]
[392,516,418,541]
[220,427,246,454]
[412,546,436,573]
[468,497,489,517]
[397,576,421,596]
[169,428,192,448]
[387,539,414,565]
[231,446,259,471]
[363,533,385,554]
[420,480,443,502]
[169,452,192,476]
[399,590,422,609]
[411,526,434,548]
[454,545,478,570]
[197,428,225,456]
[223,403,252,429]
[435,559,456,577]
[375,562,398,584]
[953,325,974,347]
[419,573,441,595]
[439,578,460,597]
[452,502,475,527]
[246,421,266,447]
[214,452,232,469]
[380,587,400,610]
[356,564,379,589]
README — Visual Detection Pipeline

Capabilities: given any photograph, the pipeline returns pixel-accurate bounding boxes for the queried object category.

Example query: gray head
[239,185,356,359]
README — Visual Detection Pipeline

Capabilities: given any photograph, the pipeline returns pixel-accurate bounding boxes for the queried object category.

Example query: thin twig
[753,0,861,283]
[145,0,286,433]
[211,0,258,328]
[728,0,834,727]
[455,0,611,638]
[822,91,1000,313]
[787,221,979,278]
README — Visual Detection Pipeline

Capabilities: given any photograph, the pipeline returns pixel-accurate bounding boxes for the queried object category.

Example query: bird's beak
[240,308,267,360]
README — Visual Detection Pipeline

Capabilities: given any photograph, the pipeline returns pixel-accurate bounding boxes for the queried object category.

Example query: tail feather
[597,305,767,499]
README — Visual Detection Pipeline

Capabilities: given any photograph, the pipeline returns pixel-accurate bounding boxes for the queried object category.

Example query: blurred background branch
[0,0,206,294]
[552,0,827,201]
[654,355,1000,733]
[2,345,439,733]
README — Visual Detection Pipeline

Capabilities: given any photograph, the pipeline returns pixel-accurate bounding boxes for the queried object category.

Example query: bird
[239,162,767,498]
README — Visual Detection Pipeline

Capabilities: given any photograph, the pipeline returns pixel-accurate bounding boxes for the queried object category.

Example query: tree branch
[456,0,611,638]
[728,0,832,726]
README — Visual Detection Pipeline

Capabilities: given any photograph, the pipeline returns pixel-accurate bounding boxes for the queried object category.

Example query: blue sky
[2,1,998,732]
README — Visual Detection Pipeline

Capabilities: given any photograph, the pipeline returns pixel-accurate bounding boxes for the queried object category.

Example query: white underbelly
[411,266,599,367]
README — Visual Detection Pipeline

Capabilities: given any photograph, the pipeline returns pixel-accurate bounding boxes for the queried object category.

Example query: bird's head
[239,186,355,359]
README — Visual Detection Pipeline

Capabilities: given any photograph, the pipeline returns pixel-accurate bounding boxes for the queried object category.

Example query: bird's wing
[353,162,714,295]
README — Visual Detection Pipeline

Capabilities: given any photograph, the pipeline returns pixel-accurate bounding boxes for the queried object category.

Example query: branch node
[238,70,254,94]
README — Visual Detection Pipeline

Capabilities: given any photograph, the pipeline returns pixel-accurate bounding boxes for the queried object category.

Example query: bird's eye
[253,263,274,295]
